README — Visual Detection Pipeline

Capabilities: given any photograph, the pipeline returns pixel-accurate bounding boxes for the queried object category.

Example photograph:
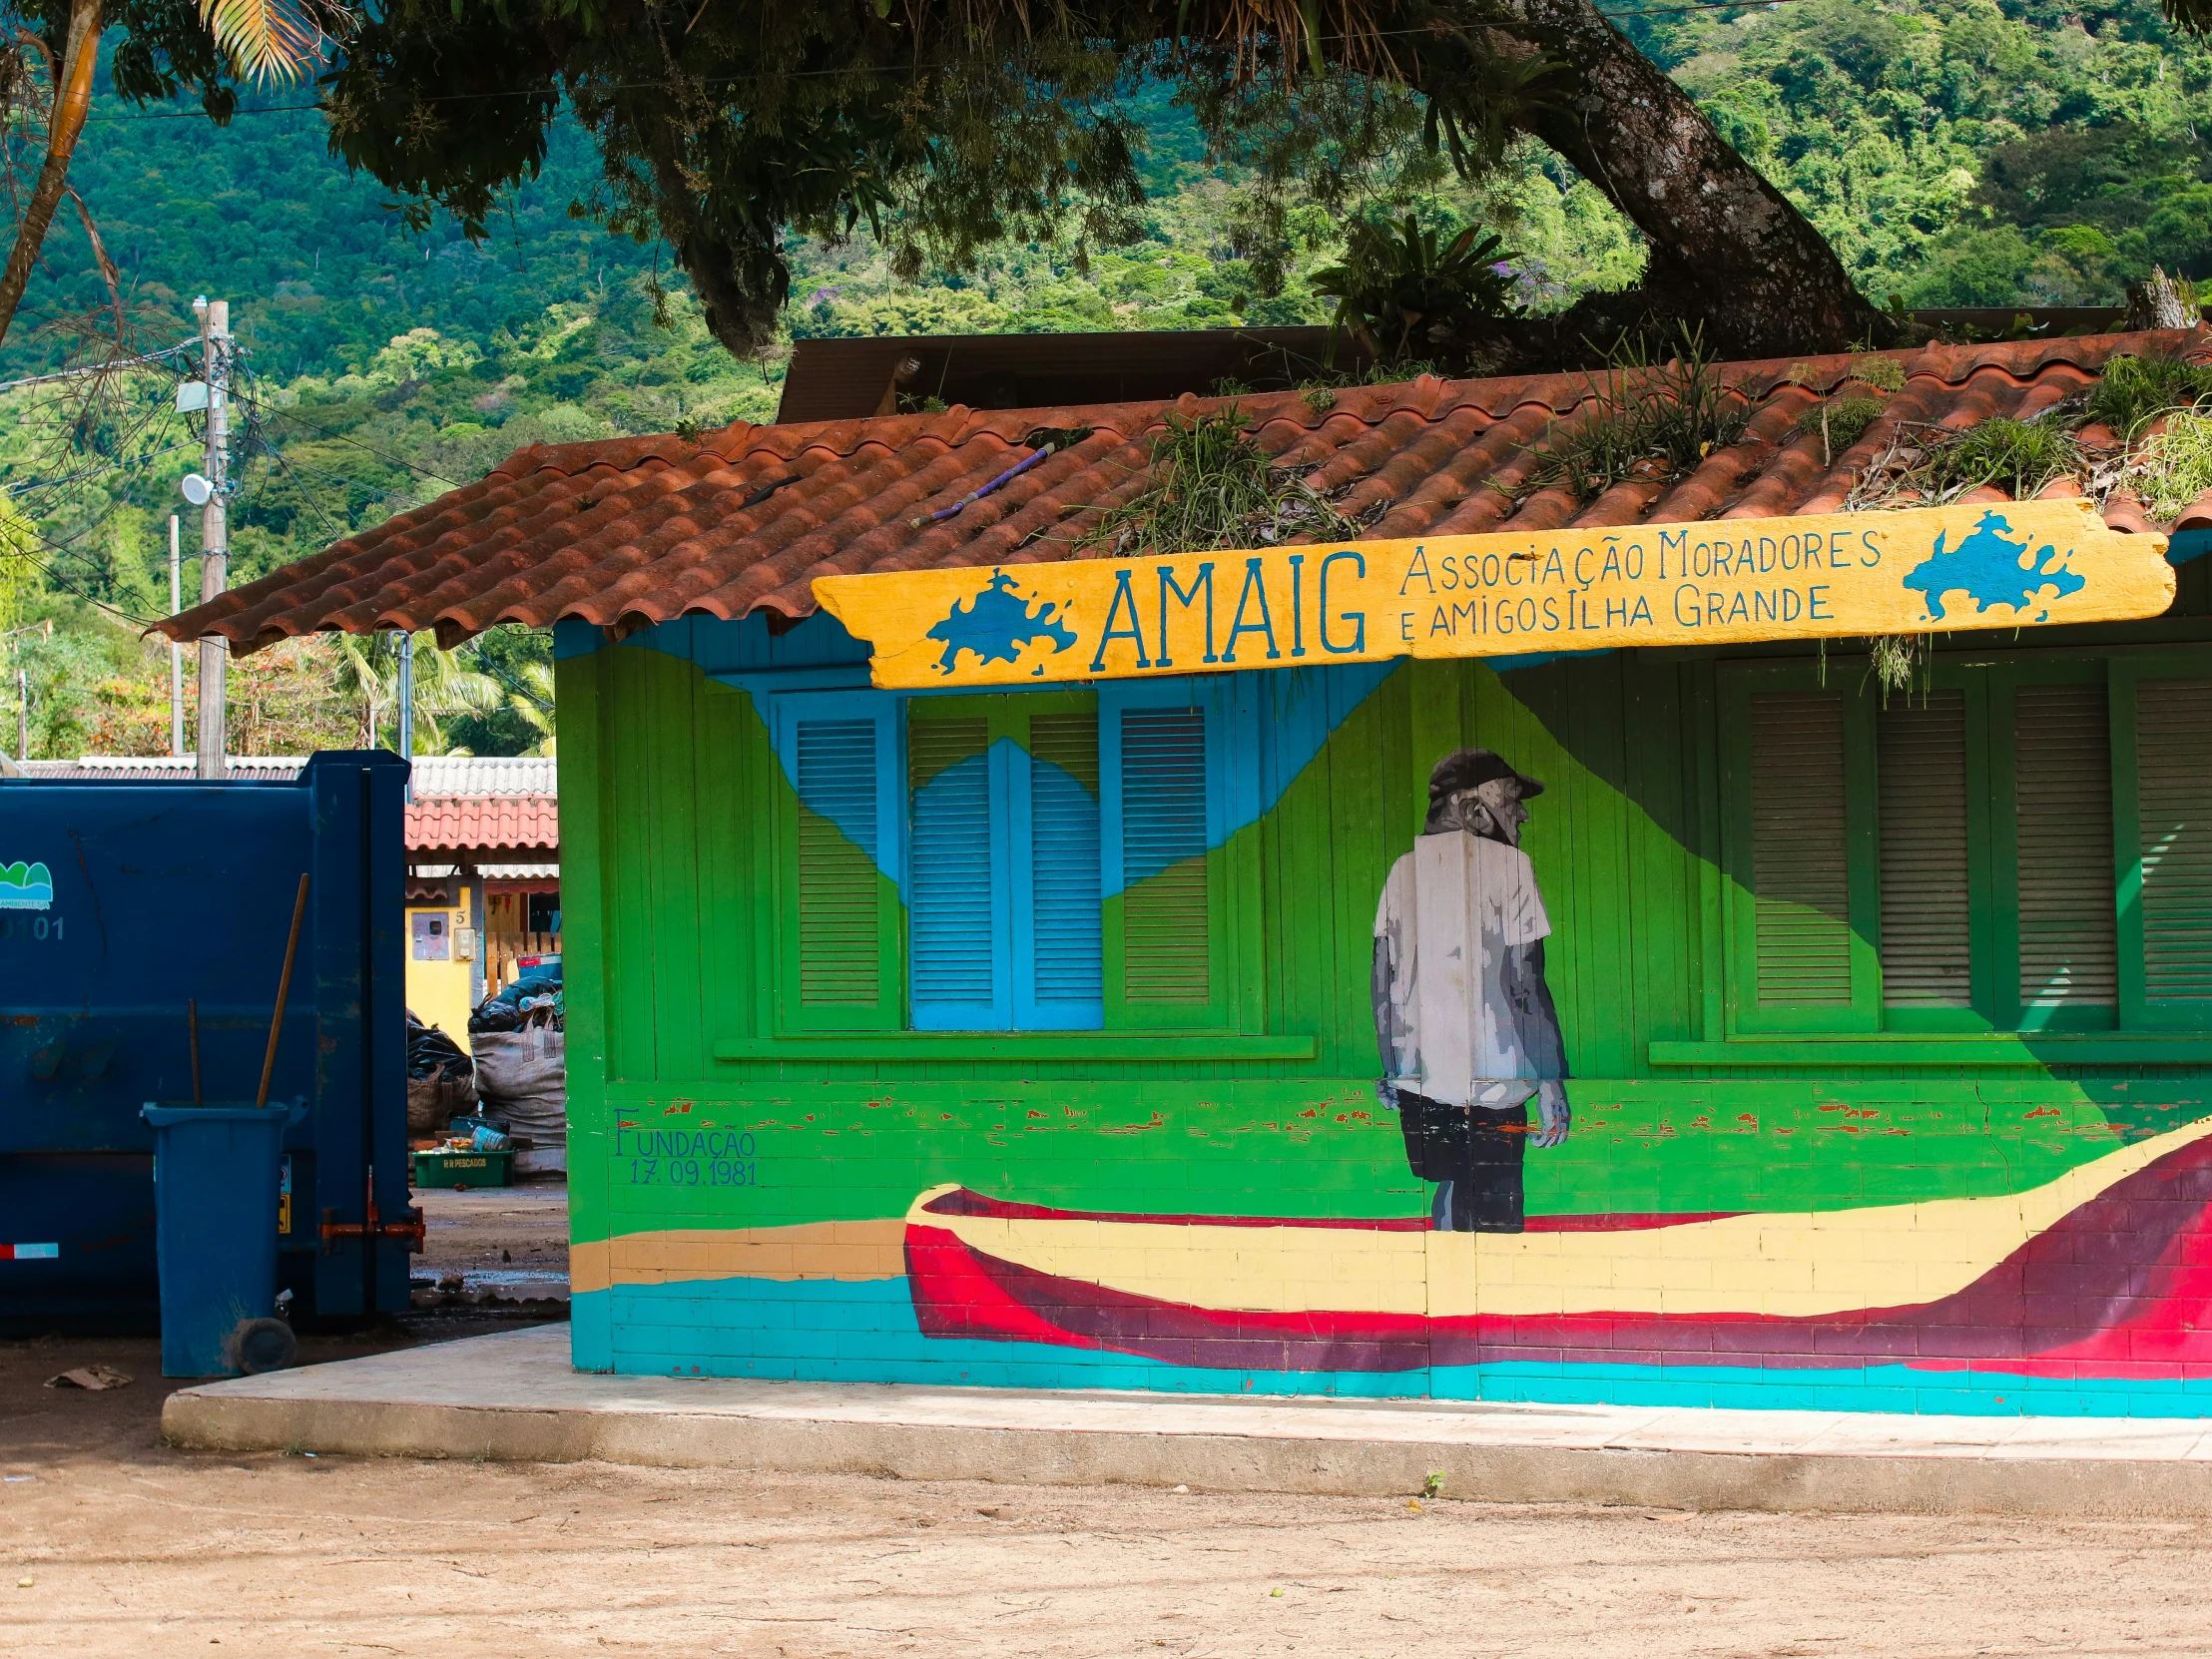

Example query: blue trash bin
[140,1102,301,1378]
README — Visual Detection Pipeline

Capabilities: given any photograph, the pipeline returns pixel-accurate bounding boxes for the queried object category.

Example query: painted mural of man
[1374,748,1570,1233]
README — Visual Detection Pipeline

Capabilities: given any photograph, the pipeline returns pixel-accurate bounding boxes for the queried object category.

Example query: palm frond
[199,0,339,86]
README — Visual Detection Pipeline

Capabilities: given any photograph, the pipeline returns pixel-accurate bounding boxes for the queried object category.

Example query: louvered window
[2014,682,2116,1011]
[1118,710,1212,1003]
[906,696,1103,1030]
[1101,684,1225,1029]
[907,716,1002,1027]
[1878,692,1972,1008]
[1747,690,1854,1007]
[1021,715,1104,1025]
[1726,656,2212,1040]
[2135,678,2212,1005]
[776,694,900,1031]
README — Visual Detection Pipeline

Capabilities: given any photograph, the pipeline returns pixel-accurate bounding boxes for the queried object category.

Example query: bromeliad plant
[1309,212,1519,373]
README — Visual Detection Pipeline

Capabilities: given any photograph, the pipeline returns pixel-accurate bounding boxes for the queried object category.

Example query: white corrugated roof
[14,754,555,796]
[18,756,307,780]
[409,756,557,797]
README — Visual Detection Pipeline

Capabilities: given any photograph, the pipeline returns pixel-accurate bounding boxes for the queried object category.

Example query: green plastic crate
[410,1148,514,1190]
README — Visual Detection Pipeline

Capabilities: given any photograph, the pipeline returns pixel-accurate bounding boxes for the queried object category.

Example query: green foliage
[1795,394,1887,452]
[1628,0,2212,307]
[1848,352,1907,393]
[1924,416,2081,498]
[1308,212,1517,368]
[1082,406,1370,557]
[446,627,556,756]
[2136,411,2212,518]
[1532,325,1752,502]
[2085,351,2212,440]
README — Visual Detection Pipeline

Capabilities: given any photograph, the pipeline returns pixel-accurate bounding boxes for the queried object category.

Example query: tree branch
[0,0,103,349]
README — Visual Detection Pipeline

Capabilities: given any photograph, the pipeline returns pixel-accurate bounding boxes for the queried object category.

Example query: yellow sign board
[812,500,2175,690]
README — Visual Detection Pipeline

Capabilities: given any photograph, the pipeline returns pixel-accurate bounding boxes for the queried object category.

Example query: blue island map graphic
[1903,509,2088,622]
[926,571,1077,675]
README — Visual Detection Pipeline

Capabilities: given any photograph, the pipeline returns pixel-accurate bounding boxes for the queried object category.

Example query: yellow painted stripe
[571,1219,907,1295]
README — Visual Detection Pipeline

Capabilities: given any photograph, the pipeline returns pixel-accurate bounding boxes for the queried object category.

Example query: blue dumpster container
[141,1102,302,1378]
[2,752,417,1335]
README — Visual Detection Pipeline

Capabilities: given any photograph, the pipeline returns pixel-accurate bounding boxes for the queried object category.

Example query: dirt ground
[6,1180,2210,1657]
[5,1332,2211,1659]
[411,1180,572,1303]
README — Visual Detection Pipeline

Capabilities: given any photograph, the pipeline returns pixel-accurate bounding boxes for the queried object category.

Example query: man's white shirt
[1375,830,1551,1109]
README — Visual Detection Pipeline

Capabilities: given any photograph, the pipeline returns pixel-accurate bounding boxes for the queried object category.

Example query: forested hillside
[2,0,2209,760]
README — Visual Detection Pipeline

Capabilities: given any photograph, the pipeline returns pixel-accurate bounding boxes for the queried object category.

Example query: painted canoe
[903,1113,2212,1376]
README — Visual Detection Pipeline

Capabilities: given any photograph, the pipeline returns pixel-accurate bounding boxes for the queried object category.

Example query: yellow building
[401,757,559,1055]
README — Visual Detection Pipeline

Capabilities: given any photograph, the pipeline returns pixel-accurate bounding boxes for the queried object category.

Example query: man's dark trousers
[1395,1091,1527,1233]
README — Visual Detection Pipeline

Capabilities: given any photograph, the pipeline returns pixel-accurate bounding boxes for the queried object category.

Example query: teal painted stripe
[579,1277,2212,1417]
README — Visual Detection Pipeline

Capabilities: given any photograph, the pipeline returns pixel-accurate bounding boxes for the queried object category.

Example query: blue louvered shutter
[775,693,900,1031]
[1101,683,1222,1028]
[908,713,1008,1028]
[1016,714,1103,1027]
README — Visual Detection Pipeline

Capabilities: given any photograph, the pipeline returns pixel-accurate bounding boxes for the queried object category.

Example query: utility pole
[168,514,184,758]
[396,629,414,800]
[4,618,47,761]
[193,295,230,782]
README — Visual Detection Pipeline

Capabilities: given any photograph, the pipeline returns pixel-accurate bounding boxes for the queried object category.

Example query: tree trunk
[1478,0,1882,358]
[0,0,103,349]
[2125,266,2195,331]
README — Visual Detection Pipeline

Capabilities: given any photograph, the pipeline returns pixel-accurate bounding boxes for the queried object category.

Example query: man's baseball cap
[1427,747,1545,802]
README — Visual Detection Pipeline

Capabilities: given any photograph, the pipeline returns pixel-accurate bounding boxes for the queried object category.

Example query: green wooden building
[167,326,2212,1415]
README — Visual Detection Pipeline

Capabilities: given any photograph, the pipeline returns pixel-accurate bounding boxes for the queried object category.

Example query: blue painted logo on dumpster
[0,859,52,909]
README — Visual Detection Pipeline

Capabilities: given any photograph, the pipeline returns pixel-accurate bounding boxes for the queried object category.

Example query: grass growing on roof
[2084,352,2212,443]
[2135,413,2212,520]
[1846,351,1907,393]
[1923,416,2079,500]
[1795,395,1886,454]
[1080,406,1379,557]
[1531,324,1753,502]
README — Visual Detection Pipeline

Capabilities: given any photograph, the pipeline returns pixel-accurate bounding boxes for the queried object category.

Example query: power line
[0,532,165,629]
[2,437,200,502]
[0,339,199,393]
[239,394,467,489]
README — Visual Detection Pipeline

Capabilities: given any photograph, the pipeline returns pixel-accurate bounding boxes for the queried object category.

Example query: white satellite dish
[180,473,213,506]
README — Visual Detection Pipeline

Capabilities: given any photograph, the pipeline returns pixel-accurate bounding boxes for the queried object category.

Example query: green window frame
[1720,650,2210,1038]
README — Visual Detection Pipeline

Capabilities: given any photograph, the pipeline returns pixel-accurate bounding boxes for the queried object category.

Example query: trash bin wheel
[228,1317,298,1376]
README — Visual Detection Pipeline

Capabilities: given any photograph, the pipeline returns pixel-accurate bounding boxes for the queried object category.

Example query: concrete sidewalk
[163,1326,2212,1517]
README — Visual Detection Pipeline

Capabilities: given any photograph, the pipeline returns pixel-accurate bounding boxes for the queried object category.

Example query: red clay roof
[158,328,2212,654]
[405,794,558,856]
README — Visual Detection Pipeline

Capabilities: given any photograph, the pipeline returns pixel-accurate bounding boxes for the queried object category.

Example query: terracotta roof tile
[404,794,558,855]
[157,327,2212,653]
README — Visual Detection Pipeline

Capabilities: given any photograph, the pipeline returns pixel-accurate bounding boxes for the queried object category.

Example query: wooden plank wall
[569,638,1714,1091]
